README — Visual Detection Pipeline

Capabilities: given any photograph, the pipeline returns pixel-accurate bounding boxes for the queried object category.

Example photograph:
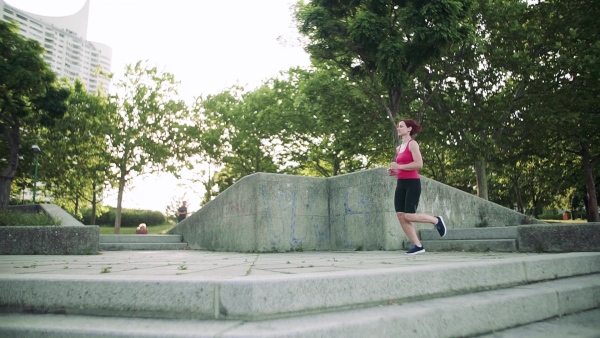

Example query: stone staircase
[99,234,188,251]
[0,252,599,337]
[405,227,520,252]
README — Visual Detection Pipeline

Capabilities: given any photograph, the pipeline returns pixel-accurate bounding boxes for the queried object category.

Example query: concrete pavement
[0,250,598,337]
[477,308,600,338]
[0,250,549,279]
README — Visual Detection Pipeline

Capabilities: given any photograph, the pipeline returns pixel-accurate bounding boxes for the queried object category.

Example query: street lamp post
[31,145,40,204]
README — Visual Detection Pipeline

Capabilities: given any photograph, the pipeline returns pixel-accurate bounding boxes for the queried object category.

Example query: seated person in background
[136,223,148,234]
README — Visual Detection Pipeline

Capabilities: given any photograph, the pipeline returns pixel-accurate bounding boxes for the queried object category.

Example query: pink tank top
[395,139,420,179]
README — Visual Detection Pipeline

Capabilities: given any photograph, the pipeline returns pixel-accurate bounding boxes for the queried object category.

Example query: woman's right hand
[387,169,398,176]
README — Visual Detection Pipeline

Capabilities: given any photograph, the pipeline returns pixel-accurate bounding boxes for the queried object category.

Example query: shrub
[81,207,166,227]
[0,210,61,226]
[538,211,587,220]
[538,212,563,220]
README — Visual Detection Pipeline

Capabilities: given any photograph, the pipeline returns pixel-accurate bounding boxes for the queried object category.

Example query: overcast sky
[6,0,310,101]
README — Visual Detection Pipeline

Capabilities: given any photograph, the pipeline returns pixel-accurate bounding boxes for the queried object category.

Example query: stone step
[99,234,188,251]
[100,234,183,244]
[413,227,520,252]
[99,242,189,251]
[420,227,518,241]
[418,239,517,252]
[1,253,597,321]
[1,274,598,337]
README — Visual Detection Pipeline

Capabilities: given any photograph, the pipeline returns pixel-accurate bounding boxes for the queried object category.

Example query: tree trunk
[474,159,489,200]
[333,158,340,176]
[439,152,447,184]
[114,174,126,234]
[580,141,599,222]
[569,192,576,220]
[383,105,399,151]
[0,176,12,209]
[378,88,401,152]
[512,174,525,214]
[0,122,21,209]
[90,183,97,225]
[393,127,399,150]
[74,196,79,216]
[532,198,541,219]
[255,151,260,173]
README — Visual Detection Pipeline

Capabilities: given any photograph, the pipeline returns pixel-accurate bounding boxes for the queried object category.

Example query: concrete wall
[0,225,99,255]
[172,173,329,252]
[328,168,402,251]
[418,172,540,228]
[518,223,600,252]
[170,168,539,252]
[2,204,91,255]
[328,168,540,251]
[38,204,85,226]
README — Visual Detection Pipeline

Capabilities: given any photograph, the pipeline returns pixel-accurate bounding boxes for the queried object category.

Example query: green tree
[295,0,475,148]
[195,65,393,201]
[200,164,238,204]
[0,21,69,209]
[412,0,533,200]
[39,80,114,223]
[107,61,199,233]
[283,65,391,176]
[517,0,600,221]
[193,83,285,192]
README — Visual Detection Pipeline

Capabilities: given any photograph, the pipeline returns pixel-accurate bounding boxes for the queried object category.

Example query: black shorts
[394,179,421,213]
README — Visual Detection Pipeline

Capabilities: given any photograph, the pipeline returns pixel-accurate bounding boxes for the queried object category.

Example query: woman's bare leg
[405,213,447,238]
[397,212,422,246]
[404,213,438,225]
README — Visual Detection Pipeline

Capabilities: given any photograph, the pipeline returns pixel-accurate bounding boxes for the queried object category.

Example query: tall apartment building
[0,0,112,93]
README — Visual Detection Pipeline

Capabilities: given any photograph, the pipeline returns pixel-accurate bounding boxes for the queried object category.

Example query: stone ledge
[0,225,99,255]
[518,223,600,252]
[8,204,84,227]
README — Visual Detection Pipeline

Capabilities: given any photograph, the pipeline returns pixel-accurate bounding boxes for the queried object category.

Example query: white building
[0,0,112,93]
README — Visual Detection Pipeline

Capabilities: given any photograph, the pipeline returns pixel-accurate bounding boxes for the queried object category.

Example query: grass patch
[0,210,61,226]
[99,223,175,235]
[542,219,587,223]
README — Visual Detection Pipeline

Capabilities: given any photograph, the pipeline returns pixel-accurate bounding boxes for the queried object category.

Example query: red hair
[400,119,423,136]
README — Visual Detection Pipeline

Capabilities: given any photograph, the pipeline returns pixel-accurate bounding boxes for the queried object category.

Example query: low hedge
[81,207,165,227]
[538,211,588,220]
[538,213,564,220]
[0,210,61,226]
